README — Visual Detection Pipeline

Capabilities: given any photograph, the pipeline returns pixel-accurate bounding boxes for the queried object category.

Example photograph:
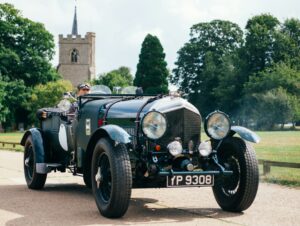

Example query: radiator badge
[86,119,91,135]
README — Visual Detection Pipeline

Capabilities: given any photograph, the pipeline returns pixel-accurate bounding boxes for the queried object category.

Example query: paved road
[0,150,299,226]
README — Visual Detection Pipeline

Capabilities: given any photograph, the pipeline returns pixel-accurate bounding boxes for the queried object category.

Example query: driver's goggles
[79,84,90,90]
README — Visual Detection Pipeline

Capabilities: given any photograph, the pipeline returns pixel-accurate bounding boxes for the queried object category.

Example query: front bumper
[158,169,233,176]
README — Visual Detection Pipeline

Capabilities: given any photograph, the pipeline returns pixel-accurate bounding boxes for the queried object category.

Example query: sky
[2,0,300,77]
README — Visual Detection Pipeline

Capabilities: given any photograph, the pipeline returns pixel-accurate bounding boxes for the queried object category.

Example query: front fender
[231,126,260,143]
[20,128,47,174]
[98,125,131,144]
[84,125,131,168]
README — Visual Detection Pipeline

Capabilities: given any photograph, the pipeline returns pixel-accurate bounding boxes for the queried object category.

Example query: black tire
[212,137,259,212]
[91,138,132,218]
[24,135,47,189]
[83,165,92,188]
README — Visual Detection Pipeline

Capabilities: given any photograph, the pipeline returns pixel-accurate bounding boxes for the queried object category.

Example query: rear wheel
[24,135,47,189]
[91,138,132,218]
[212,137,259,212]
[83,165,92,188]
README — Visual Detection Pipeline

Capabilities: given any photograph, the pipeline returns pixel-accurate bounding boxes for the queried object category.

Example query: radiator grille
[158,109,201,148]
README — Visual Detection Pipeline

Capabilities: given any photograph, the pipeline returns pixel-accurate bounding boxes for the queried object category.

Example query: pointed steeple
[72,6,78,35]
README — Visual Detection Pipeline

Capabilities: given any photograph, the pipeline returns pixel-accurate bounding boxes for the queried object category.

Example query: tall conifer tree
[134,34,169,94]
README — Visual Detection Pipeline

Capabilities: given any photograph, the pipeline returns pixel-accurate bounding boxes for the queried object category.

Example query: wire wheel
[23,135,47,189]
[95,153,112,203]
[92,138,132,218]
[24,145,34,181]
[212,137,259,212]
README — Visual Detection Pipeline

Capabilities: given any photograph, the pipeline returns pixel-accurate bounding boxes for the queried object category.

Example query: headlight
[167,141,183,156]
[204,111,231,140]
[198,141,212,157]
[141,111,167,139]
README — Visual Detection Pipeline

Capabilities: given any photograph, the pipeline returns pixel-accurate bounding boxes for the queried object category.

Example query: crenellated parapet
[59,32,95,44]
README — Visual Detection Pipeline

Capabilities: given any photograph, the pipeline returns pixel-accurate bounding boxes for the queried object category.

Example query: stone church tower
[57,6,96,86]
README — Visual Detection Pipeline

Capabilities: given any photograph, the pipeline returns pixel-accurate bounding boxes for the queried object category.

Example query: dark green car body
[21,92,260,218]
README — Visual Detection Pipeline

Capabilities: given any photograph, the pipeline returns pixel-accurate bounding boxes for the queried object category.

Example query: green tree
[110,66,133,85]
[250,88,298,130]
[244,14,280,73]
[239,15,300,129]
[26,80,73,124]
[279,18,300,69]
[0,3,60,129]
[171,20,243,116]
[95,72,129,91]
[0,3,60,86]
[243,62,300,129]
[0,78,29,129]
[212,53,246,116]
[245,63,300,96]
[0,80,10,123]
[134,34,169,94]
[93,66,133,91]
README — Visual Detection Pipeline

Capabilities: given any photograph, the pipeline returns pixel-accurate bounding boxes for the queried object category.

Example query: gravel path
[0,150,299,226]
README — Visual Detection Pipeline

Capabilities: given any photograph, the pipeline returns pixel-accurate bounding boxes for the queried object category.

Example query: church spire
[72,6,78,35]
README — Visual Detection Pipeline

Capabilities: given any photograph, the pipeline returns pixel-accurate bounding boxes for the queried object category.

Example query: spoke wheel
[24,145,34,181]
[91,138,132,218]
[213,137,259,212]
[96,153,112,203]
[221,156,241,196]
[24,135,47,189]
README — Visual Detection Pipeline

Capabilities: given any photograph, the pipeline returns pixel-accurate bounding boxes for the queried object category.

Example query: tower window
[71,49,79,63]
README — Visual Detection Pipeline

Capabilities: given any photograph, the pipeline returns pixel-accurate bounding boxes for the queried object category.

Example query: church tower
[57,6,96,86]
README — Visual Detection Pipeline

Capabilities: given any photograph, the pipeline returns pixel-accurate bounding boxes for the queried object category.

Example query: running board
[46,163,63,173]
[36,163,64,174]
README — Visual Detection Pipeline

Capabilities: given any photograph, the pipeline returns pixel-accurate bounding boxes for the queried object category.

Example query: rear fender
[230,126,260,143]
[21,128,47,174]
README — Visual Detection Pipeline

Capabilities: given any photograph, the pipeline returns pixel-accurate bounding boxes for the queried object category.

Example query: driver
[77,83,91,96]
[69,83,91,113]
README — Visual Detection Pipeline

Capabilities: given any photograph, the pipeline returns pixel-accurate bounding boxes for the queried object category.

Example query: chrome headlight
[167,141,183,156]
[198,141,212,157]
[204,111,231,140]
[141,111,167,139]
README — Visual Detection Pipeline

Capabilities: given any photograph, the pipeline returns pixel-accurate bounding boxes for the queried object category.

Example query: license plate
[167,174,214,187]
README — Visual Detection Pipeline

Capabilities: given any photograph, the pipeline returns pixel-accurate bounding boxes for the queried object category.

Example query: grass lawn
[0,132,23,143]
[255,131,300,163]
[0,132,23,151]
[254,131,300,186]
[0,130,299,186]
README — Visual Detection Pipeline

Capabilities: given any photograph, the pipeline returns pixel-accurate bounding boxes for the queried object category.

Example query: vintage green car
[21,86,260,218]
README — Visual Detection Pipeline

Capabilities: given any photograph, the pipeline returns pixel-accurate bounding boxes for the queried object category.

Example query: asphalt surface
[0,150,299,226]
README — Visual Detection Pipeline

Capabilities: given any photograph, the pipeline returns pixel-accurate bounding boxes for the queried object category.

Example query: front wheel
[91,138,132,218]
[212,137,259,212]
[24,135,47,189]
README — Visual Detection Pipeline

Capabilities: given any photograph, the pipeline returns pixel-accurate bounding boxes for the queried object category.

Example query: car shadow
[0,184,243,225]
